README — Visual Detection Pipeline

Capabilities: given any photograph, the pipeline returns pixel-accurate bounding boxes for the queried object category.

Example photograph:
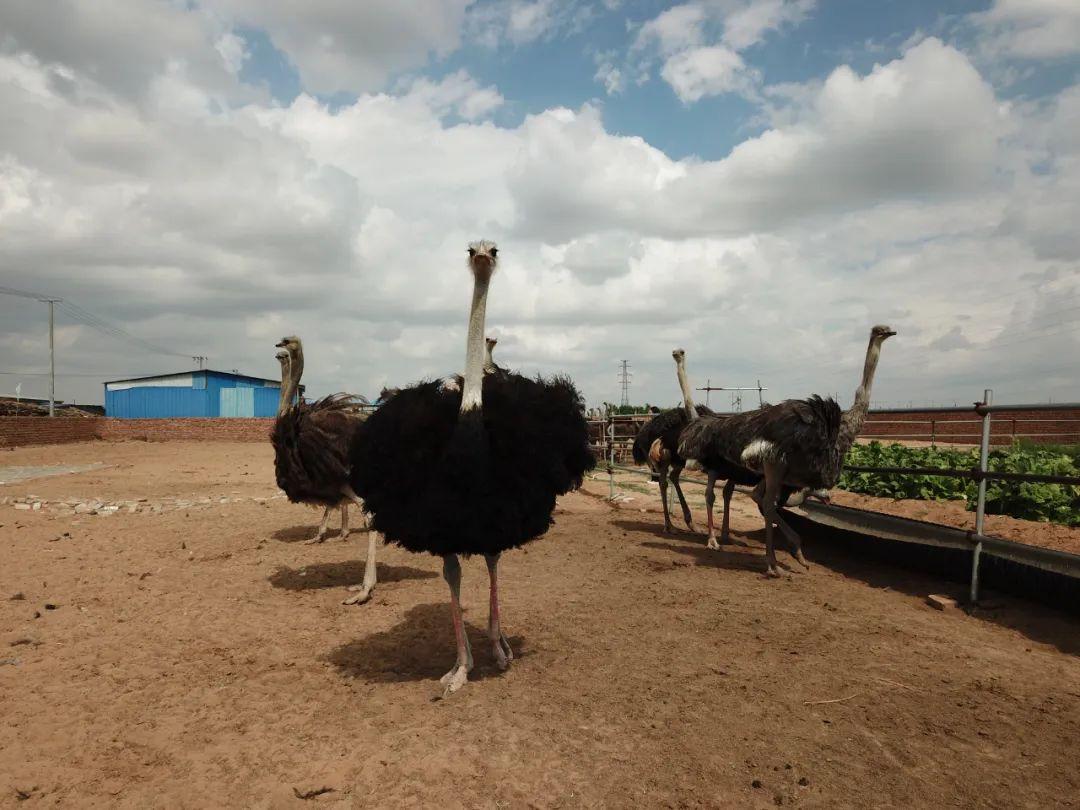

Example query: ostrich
[349,241,594,697]
[631,353,711,533]
[694,325,896,576]
[483,336,503,375]
[271,336,380,605]
[667,349,776,550]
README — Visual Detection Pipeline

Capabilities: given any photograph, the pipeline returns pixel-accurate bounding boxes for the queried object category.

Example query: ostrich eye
[468,248,476,256]
[489,248,498,257]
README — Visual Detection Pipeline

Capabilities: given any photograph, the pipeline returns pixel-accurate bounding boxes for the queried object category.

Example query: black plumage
[687,326,895,576]
[631,404,711,466]
[272,392,367,506]
[631,404,711,533]
[687,395,843,490]
[348,240,595,696]
[349,372,594,556]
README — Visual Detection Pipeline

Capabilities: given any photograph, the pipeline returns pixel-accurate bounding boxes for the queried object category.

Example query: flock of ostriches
[271,241,895,697]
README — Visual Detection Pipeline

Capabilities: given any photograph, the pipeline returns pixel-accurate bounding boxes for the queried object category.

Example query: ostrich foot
[491,632,514,670]
[342,586,373,606]
[439,664,471,697]
[662,523,675,534]
[706,534,720,550]
[765,564,784,579]
[793,549,810,570]
[304,534,327,545]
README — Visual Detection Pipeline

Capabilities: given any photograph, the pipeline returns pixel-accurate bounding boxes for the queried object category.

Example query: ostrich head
[672,348,685,362]
[871,325,897,342]
[486,337,498,352]
[275,335,302,355]
[467,240,499,281]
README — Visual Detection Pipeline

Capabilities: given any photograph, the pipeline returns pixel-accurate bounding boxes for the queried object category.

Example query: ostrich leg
[720,478,736,545]
[669,464,696,532]
[758,463,810,575]
[705,470,719,549]
[342,530,380,606]
[341,484,379,604]
[759,464,787,578]
[440,554,473,697]
[306,506,333,544]
[485,553,514,670]
[339,502,349,540]
[658,458,674,533]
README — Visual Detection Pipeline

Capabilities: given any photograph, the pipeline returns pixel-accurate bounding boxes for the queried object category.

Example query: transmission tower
[618,360,632,407]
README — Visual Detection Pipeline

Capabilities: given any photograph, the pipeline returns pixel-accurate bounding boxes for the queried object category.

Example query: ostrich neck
[276,358,293,417]
[460,274,490,413]
[279,348,304,414]
[675,357,698,421]
[841,339,882,444]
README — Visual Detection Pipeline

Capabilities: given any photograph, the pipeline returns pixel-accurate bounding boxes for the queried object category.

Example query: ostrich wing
[708,396,842,486]
[272,393,366,504]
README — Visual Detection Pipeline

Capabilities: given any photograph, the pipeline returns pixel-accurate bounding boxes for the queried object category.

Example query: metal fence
[589,392,1080,604]
[860,404,1080,446]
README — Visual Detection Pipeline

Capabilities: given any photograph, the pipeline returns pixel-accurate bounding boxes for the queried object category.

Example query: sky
[1,0,1079,410]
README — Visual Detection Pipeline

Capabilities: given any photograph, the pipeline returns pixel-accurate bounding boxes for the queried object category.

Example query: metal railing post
[930,418,936,447]
[970,389,992,604]
[608,414,615,501]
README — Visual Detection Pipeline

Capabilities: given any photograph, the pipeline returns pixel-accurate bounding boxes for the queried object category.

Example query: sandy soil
[1,441,1078,808]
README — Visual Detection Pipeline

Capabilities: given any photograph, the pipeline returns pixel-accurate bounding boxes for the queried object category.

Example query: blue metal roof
[103,368,280,386]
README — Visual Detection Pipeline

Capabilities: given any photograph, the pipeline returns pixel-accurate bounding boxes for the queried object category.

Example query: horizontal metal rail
[843,464,1080,487]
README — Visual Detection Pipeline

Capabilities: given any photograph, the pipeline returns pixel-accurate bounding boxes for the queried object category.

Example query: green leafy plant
[839,441,1080,526]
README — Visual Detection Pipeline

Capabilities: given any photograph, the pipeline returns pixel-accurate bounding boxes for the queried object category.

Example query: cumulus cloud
[660,45,757,103]
[0,4,1076,410]
[975,0,1080,59]
[466,0,596,48]
[201,0,473,95]
[628,0,814,102]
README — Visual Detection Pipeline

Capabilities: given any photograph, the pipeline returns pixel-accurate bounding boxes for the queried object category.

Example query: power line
[1,284,192,359]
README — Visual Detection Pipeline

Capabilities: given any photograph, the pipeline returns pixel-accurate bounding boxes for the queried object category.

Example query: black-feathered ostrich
[483,336,503,376]
[271,337,379,605]
[687,325,896,576]
[630,355,711,533]
[667,349,774,549]
[349,241,595,697]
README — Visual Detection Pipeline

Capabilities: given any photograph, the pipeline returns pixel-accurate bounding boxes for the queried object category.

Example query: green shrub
[839,442,1080,526]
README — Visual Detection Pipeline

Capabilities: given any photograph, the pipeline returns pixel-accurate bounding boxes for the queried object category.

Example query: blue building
[104,369,290,418]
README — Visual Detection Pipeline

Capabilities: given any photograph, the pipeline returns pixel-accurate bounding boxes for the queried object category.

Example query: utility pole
[618,360,632,407]
[192,355,207,369]
[45,298,59,417]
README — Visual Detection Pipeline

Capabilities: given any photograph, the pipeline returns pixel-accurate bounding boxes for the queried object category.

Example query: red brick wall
[861,408,1080,446]
[0,417,274,448]
[98,418,273,443]
[0,418,102,448]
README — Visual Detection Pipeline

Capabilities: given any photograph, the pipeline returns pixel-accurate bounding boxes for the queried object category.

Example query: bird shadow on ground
[640,540,772,574]
[610,518,702,542]
[271,524,355,544]
[326,602,528,684]
[269,561,437,592]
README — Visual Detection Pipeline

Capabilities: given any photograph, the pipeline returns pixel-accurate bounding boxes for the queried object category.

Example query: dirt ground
[1,441,1078,808]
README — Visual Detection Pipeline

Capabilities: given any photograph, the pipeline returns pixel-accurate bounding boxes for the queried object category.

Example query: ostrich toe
[342,586,372,605]
[440,665,470,697]
[491,632,514,670]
